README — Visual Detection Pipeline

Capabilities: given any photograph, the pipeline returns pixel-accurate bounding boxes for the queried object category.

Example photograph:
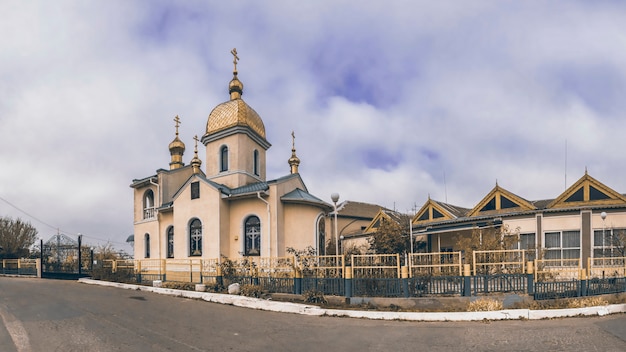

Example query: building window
[317,217,326,256]
[594,228,624,258]
[191,182,200,199]
[143,189,155,219]
[253,150,259,176]
[245,216,261,256]
[190,219,202,256]
[144,233,150,258]
[515,233,536,261]
[544,230,580,266]
[220,145,229,172]
[166,226,174,258]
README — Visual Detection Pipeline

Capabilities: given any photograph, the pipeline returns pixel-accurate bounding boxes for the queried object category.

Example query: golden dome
[206,98,266,139]
[168,136,185,152]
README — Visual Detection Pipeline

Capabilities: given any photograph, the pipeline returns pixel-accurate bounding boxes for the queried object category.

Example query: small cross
[174,115,181,135]
[291,131,296,149]
[231,48,239,72]
[193,135,199,151]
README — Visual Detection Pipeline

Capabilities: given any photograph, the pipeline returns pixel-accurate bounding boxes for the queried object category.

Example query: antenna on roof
[443,170,448,203]
[564,139,567,190]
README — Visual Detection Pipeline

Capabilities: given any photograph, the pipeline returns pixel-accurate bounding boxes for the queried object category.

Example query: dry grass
[467,298,503,312]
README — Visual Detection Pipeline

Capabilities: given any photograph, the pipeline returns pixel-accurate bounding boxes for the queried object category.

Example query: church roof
[281,188,331,208]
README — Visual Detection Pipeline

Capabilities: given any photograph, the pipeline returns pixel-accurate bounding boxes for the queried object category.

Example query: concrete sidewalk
[78,278,626,322]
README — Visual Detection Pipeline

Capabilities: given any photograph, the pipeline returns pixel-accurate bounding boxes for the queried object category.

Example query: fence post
[36,258,42,278]
[401,265,409,298]
[344,265,352,298]
[463,264,472,297]
[216,264,224,287]
[580,269,588,297]
[136,260,142,283]
[526,260,534,295]
[294,267,302,295]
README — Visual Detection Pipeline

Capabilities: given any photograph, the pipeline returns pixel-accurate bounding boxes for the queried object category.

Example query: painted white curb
[78,278,626,322]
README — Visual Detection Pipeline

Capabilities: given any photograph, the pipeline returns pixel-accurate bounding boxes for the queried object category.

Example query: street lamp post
[331,193,340,256]
[601,211,608,257]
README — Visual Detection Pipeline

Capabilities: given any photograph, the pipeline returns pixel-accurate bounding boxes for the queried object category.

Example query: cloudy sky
[2,1,626,253]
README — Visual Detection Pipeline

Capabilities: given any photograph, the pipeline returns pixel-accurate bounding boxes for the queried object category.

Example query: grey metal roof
[281,188,331,208]
[228,182,269,196]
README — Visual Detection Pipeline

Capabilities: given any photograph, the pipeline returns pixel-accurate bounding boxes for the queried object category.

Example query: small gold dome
[206,98,266,139]
[168,136,185,152]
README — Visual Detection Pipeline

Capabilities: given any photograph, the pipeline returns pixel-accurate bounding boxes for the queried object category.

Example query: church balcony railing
[143,207,156,220]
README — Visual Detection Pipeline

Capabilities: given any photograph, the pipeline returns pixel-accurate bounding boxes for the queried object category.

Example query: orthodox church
[130,50,332,260]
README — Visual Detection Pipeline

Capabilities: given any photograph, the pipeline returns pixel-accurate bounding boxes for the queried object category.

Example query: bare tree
[0,216,38,259]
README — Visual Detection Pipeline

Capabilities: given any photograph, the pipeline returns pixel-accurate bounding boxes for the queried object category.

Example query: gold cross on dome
[291,131,296,149]
[231,48,239,72]
[193,135,199,150]
[174,115,181,135]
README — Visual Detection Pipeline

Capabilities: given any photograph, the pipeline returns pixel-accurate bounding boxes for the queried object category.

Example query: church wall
[282,204,322,252]
[205,134,266,188]
[133,219,159,259]
[171,180,222,258]
[159,167,194,203]
[227,197,269,258]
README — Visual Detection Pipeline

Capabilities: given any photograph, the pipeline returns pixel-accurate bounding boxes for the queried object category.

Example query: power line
[0,195,130,247]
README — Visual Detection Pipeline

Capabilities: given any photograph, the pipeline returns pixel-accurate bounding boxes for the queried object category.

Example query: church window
[143,189,155,219]
[191,182,200,199]
[166,226,174,258]
[144,233,150,258]
[189,219,202,256]
[253,150,259,176]
[245,216,261,256]
[220,146,229,172]
[317,216,326,255]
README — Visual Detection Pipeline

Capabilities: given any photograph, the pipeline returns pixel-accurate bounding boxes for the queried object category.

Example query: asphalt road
[1,277,625,352]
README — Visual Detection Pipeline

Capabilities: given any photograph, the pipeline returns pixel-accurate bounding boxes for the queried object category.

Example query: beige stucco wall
[205,133,267,188]
[282,204,324,253]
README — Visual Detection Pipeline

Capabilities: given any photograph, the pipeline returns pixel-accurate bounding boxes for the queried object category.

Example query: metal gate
[40,234,91,279]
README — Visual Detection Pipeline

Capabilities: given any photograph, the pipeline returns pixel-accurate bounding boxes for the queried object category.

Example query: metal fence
[1,259,38,276]
[80,252,626,300]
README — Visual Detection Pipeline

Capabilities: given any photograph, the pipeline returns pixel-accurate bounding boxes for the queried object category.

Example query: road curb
[78,278,626,321]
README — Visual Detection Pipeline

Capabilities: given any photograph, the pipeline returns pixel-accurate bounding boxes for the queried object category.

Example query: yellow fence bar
[408,252,462,277]
[588,256,626,278]
[534,258,581,282]
[351,254,400,279]
[473,249,526,275]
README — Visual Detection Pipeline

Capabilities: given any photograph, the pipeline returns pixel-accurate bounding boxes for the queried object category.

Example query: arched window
[220,145,229,172]
[245,216,261,256]
[144,233,150,258]
[143,189,155,219]
[189,219,202,256]
[166,226,174,258]
[253,150,259,176]
[317,217,326,256]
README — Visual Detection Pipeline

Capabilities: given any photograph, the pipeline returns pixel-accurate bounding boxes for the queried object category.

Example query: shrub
[162,281,196,291]
[467,298,503,311]
[240,284,263,298]
[303,289,327,304]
